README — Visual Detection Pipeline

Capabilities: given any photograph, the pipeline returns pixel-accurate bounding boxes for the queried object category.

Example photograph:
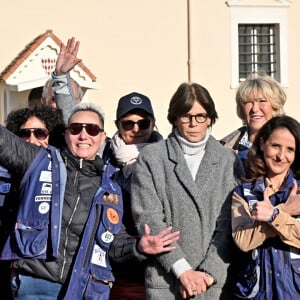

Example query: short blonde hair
[236,72,286,124]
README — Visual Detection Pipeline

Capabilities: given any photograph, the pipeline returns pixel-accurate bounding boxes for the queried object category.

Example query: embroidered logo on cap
[130,96,143,105]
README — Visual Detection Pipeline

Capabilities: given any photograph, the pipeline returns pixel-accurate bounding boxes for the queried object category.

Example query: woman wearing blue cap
[109,92,180,300]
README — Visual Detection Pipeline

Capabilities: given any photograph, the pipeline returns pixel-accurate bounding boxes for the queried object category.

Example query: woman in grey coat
[131,82,244,299]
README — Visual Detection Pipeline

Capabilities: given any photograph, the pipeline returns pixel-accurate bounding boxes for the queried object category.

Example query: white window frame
[227,0,292,88]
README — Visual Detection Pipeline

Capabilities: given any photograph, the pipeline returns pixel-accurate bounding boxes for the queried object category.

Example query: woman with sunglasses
[0,105,65,300]
[130,82,244,299]
[109,92,180,300]
[0,103,123,300]
[5,105,66,148]
[48,38,179,299]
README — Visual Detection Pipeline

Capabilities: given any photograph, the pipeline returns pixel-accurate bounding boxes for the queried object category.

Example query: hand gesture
[179,269,215,298]
[282,180,300,216]
[137,224,180,255]
[56,37,82,75]
[250,188,274,222]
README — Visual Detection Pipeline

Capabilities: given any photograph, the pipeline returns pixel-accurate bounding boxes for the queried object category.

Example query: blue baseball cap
[116,92,154,120]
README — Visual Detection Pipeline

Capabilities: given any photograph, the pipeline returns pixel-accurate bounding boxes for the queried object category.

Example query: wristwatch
[267,208,279,223]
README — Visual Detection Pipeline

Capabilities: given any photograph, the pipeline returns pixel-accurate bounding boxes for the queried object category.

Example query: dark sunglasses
[120,119,151,131]
[68,123,104,136]
[18,128,49,141]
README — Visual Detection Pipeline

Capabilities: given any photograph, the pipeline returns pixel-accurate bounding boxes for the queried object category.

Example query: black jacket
[16,149,104,283]
[0,125,104,284]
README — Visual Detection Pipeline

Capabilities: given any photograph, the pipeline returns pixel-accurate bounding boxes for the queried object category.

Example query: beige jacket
[232,191,300,252]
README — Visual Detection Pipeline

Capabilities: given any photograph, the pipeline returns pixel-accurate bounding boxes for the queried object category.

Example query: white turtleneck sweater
[174,129,210,180]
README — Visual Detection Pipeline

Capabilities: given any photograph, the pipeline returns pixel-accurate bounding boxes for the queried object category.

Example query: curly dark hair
[5,105,66,148]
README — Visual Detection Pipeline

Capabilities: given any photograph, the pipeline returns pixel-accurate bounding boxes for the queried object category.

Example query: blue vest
[234,171,300,299]
[0,145,123,299]
[63,158,123,300]
[0,165,18,252]
[0,146,65,259]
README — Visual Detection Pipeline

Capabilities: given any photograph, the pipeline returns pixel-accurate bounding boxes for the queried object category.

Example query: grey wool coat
[131,134,244,300]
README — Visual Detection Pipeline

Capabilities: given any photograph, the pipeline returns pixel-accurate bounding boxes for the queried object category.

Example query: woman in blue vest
[0,105,65,300]
[0,102,123,300]
[50,37,180,300]
[6,105,66,148]
[232,115,300,299]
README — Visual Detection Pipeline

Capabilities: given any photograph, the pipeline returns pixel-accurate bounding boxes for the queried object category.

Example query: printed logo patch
[0,183,11,193]
[38,202,50,214]
[244,188,254,197]
[91,244,107,267]
[103,193,119,205]
[107,208,119,224]
[101,231,114,243]
[35,195,51,202]
[39,171,52,182]
[41,183,52,194]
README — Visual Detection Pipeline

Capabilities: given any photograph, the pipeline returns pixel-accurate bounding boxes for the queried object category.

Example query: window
[227,0,291,88]
[238,24,280,81]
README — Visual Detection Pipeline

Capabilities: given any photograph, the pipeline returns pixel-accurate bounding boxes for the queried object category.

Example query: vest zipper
[83,203,101,268]
[60,170,81,280]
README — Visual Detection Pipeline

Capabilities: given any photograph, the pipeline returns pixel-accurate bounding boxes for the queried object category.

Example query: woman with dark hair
[131,82,243,299]
[232,115,300,299]
[6,105,65,148]
[0,105,65,300]
[109,92,180,300]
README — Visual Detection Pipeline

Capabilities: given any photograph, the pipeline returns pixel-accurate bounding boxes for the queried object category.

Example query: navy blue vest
[0,146,65,260]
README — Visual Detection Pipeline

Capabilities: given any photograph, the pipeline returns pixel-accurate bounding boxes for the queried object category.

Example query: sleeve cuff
[171,258,192,278]
[52,71,68,80]
[51,71,71,95]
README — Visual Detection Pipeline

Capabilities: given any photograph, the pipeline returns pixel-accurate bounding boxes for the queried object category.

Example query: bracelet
[267,208,279,223]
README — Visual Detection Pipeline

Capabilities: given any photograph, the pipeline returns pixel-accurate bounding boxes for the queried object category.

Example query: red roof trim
[0,30,96,82]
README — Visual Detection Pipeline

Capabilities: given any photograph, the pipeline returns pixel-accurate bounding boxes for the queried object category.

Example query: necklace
[266,173,288,194]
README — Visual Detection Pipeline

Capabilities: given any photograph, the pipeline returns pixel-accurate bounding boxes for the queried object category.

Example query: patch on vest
[39,171,52,182]
[41,183,52,194]
[38,202,50,214]
[107,208,119,224]
[103,192,119,205]
[35,195,51,202]
[91,244,107,267]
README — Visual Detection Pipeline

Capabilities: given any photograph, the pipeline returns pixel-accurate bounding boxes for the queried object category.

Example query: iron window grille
[238,24,280,81]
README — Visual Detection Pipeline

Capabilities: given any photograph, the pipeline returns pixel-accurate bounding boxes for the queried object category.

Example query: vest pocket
[290,258,300,292]
[14,219,48,257]
[83,265,113,300]
[234,250,260,298]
